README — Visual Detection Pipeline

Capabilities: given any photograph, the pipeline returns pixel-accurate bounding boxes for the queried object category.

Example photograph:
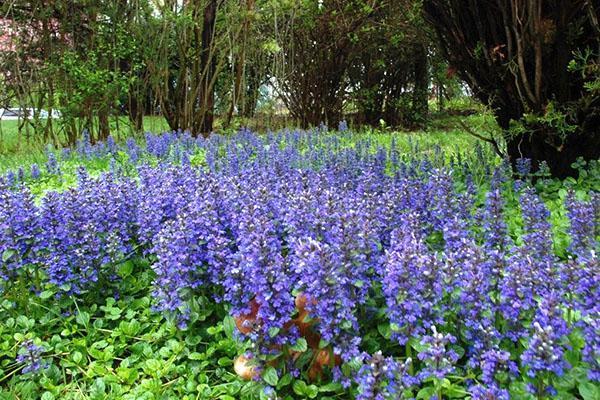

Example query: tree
[423,0,600,178]
[1,0,151,144]
[224,0,256,126]
[272,0,383,128]
[347,0,431,128]
[144,0,241,136]
[2,0,247,141]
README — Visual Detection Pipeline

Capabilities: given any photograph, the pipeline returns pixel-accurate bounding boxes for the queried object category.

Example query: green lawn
[0,116,172,170]
[0,112,500,173]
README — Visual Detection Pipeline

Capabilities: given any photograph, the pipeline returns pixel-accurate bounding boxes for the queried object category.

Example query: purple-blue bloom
[521,293,570,394]
[383,214,443,345]
[355,351,416,400]
[16,340,45,374]
[417,326,460,381]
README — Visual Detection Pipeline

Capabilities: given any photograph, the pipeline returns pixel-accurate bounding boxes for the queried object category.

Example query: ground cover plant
[0,128,599,400]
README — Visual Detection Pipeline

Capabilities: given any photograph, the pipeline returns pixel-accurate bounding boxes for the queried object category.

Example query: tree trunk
[127,93,144,132]
[242,65,260,118]
[226,0,254,127]
[197,0,219,136]
[98,108,110,141]
[412,44,429,127]
[423,0,600,178]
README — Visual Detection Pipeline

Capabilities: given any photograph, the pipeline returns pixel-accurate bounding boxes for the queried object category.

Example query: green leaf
[119,320,141,336]
[377,323,391,339]
[117,260,134,278]
[59,283,71,292]
[295,349,314,369]
[218,357,232,367]
[571,366,590,381]
[188,352,205,360]
[293,380,308,396]
[223,316,235,338]
[92,377,106,394]
[564,349,580,368]
[76,311,90,327]
[554,391,578,400]
[16,316,35,330]
[444,383,468,398]
[185,335,202,346]
[305,384,319,398]
[116,367,138,384]
[207,326,222,335]
[409,337,428,353]
[145,359,161,373]
[292,380,319,398]
[263,366,278,386]
[268,327,280,338]
[290,338,308,353]
[416,386,437,399]
[568,329,585,351]
[579,381,599,400]
[2,249,16,262]
[319,382,342,392]
[41,392,55,400]
[277,373,293,389]
[72,351,83,364]
[340,320,352,330]
[39,290,55,300]
[91,340,108,350]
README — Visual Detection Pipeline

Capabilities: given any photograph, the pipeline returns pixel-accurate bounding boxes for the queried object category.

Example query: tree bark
[412,43,429,127]
[197,0,219,136]
[242,65,260,118]
[98,108,110,141]
[226,0,255,126]
[423,0,600,178]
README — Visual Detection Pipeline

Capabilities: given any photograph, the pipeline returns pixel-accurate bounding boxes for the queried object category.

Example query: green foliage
[0,257,249,399]
[568,48,600,95]
[510,102,577,143]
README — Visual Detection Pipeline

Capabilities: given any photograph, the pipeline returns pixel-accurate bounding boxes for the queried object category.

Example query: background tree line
[0,0,436,143]
[1,0,599,177]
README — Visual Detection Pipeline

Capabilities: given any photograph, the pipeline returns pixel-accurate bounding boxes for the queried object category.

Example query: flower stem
[406,344,414,376]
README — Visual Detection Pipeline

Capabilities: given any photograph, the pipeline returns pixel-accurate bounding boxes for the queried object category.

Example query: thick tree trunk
[98,109,110,141]
[197,0,219,136]
[242,65,260,118]
[412,44,429,127]
[423,0,600,178]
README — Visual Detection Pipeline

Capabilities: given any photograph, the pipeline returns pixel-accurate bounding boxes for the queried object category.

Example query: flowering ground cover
[0,128,599,399]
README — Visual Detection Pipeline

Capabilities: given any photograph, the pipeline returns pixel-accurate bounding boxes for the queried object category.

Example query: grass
[0,116,172,171]
[0,111,499,174]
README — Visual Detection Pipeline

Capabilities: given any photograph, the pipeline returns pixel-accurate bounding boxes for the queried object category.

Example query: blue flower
[417,326,460,381]
[16,340,45,374]
[355,352,415,400]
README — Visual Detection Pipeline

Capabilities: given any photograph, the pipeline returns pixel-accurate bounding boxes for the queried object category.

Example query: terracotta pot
[234,298,261,335]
